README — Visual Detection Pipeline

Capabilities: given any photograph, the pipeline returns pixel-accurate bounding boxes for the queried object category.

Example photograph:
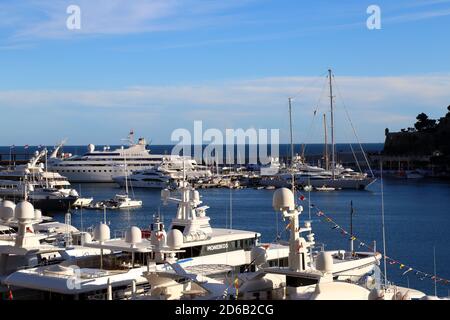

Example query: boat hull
[260,176,376,190]
[0,194,78,214]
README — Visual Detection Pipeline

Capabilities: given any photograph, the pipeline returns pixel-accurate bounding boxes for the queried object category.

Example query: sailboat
[111,155,142,209]
[260,69,376,190]
[87,155,142,210]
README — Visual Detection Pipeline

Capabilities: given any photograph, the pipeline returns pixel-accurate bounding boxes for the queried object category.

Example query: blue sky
[1,0,450,145]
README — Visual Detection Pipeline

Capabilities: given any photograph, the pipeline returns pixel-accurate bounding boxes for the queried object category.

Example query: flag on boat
[24,144,29,149]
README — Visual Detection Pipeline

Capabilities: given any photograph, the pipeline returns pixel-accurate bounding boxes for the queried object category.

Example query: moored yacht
[48,132,199,183]
[113,167,176,189]
[0,150,79,213]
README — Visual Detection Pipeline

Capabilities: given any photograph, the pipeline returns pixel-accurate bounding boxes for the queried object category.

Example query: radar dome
[0,200,16,222]
[166,229,184,249]
[272,188,295,211]
[125,226,142,245]
[251,246,268,267]
[161,189,170,203]
[14,201,35,220]
[34,209,42,220]
[87,144,95,153]
[315,251,333,273]
[94,223,110,242]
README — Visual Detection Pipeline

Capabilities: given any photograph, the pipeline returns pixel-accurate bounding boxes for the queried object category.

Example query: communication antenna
[229,187,233,229]
[288,97,296,196]
[79,184,84,232]
[64,211,72,248]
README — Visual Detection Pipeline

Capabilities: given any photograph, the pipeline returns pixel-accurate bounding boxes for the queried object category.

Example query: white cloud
[1,0,257,41]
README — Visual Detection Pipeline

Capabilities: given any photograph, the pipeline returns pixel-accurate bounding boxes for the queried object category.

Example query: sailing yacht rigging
[260,69,376,190]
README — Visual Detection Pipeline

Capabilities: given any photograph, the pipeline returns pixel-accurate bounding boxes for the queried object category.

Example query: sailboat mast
[380,161,388,288]
[323,113,329,171]
[288,97,294,165]
[328,69,335,179]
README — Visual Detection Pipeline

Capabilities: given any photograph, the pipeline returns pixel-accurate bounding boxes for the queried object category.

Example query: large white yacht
[47,133,197,183]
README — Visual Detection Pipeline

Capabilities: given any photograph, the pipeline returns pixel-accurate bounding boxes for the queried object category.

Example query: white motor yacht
[48,132,199,183]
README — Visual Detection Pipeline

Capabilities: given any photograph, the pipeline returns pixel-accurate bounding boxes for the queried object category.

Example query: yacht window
[286,275,319,287]
[172,225,185,233]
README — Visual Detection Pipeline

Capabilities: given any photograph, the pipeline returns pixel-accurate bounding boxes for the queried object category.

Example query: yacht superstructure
[0,150,79,212]
[1,181,288,299]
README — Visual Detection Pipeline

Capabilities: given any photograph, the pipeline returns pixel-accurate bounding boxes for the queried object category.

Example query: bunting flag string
[297,193,450,287]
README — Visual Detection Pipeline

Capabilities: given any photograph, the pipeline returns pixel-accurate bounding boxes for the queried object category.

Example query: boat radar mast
[161,180,212,242]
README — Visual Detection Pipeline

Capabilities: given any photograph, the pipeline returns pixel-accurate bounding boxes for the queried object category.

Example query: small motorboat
[86,194,142,210]
[73,197,94,208]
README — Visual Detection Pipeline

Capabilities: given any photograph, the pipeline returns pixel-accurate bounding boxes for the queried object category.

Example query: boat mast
[288,97,294,165]
[328,69,335,179]
[124,154,129,196]
[323,113,329,171]
[45,148,49,188]
[433,246,437,297]
[380,161,388,288]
